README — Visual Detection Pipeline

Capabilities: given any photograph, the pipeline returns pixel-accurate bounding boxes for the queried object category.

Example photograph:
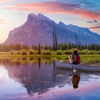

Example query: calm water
[0,57,100,100]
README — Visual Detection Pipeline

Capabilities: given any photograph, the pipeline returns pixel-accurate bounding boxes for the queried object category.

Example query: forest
[0,42,100,55]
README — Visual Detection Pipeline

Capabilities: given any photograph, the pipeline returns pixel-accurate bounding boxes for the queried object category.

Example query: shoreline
[0,55,100,58]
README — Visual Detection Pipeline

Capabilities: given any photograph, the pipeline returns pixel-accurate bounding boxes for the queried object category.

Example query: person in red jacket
[68,49,80,64]
[72,49,80,64]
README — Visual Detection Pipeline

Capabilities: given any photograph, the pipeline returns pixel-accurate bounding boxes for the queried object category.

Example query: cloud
[0,0,12,2]
[89,26,100,29]
[65,0,97,8]
[77,0,97,8]
[94,20,98,22]
[87,20,98,23]
[0,19,5,24]
[88,22,100,29]
[6,1,100,20]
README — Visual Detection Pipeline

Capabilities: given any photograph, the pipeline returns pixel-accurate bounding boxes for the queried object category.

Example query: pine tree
[34,45,37,50]
[32,45,34,49]
[44,44,48,50]
[38,43,41,54]
[61,42,64,51]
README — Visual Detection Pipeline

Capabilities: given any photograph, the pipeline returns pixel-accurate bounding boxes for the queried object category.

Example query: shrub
[96,51,100,54]
[29,49,36,55]
[88,50,96,55]
[79,50,86,55]
[16,51,21,55]
[10,50,14,55]
[91,51,96,54]
[42,50,52,55]
[21,49,27,55]
[55,50,62,55]
[63,50,72,55]
[35,50,39,54]
[79,50,89,55]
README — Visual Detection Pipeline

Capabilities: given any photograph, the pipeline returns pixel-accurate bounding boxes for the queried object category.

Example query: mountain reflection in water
[1,57,100,99]
[2,58,69,97]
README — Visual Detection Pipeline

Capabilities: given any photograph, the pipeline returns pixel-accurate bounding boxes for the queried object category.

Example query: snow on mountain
[3,13,100,46]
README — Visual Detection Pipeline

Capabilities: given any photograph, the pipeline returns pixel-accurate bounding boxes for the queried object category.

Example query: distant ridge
[3,13,100,46]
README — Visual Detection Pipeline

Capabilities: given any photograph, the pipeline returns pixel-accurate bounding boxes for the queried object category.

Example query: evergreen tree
[68,43,72,49]
[60,42,64,51]
[34,45,37,50]
[63,43,68,50]
[48,45,52,50]
[85,43,87,49]
[57,44,61,50]
[32,45,34,49]
[44,44,48,50]
[38,43,41,54]
[79,41,81,50]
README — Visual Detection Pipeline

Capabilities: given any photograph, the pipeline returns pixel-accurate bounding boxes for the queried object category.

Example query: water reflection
[1,58,70,97]
[3,58,54,97]
[68,75,80,89]
[0,57,54,66]
[0,57,100,99]
[0,56,100,65]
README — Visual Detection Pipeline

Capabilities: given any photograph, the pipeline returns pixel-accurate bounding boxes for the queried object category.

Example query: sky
[0,0,100,43]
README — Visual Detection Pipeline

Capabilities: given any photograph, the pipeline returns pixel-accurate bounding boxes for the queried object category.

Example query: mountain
[3,13,100,46]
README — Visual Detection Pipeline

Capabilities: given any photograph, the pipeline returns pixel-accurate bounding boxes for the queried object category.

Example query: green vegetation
[0,42,100,56]
[0,49,100,56]
[21,49,27,55]
[0,43,100,65]
[55,50,62,55]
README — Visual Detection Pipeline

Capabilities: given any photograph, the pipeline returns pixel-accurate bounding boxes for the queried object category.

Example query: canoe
[55,60,100,72]
[55,68,100,75]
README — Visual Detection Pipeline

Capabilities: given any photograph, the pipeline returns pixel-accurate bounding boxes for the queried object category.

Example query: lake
[0,57,100,100]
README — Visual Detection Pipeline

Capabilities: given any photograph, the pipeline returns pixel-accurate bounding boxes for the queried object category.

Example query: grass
[1,51,100,64]
[0,52,100,57]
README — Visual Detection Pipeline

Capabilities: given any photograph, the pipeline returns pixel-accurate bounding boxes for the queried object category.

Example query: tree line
[0,42,100,52]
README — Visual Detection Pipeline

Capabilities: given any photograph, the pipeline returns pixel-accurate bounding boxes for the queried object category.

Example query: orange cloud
[6,1,100,20]
[0,0,12,2]
[0,19,5,24]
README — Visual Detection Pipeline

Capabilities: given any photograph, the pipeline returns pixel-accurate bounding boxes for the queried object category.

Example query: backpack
[77,54,80,64]
[77,75,80,81]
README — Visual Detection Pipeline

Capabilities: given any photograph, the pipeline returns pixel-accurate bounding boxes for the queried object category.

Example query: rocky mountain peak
[3,13,100,46]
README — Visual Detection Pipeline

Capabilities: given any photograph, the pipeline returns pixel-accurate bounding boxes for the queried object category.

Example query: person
[67,74,80,89]
[72,75,80,89]
[72,49,80,64]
